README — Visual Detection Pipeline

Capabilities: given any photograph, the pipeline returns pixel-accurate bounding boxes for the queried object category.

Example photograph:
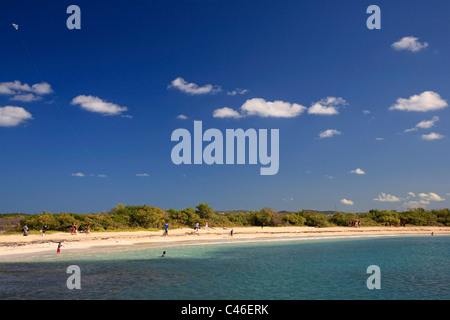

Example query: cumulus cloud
[308,97,347,115]
[176,114,188,120]
[404,116,439,132]
[0,80,53,102]
[0,80,53,95]
[318,129,342,139]
[403,200,430,209]
[416,116,440,129]
[418,192,445,202]
[403,192,445,208]
[212,107,242,119]
[349,168,366,175]
[421,132,445,141]
[391,36,428,52]
[241,98,307,118]
[373,193,401,202]
[168,77,221,95]
[9,93,42,102]
[389,91,447,112]
[340,199,354,205]
[214,98,307,119]
[0,106,33,127]
[71,95,128,116]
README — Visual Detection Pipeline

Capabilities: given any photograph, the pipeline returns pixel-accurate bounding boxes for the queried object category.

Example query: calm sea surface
[0,235,448,300]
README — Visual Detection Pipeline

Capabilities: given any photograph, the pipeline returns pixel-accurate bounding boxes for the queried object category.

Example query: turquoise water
[0,235,449,300]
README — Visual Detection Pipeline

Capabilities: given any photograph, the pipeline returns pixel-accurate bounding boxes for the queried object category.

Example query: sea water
[0,235,448,300]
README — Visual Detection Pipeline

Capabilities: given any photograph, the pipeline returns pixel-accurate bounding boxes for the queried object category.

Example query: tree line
[1,204,449,233]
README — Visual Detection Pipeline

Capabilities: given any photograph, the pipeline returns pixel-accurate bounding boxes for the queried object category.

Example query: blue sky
[1,0,449,214]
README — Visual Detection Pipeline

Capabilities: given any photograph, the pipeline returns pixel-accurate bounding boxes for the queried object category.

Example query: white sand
[0,226,448,260]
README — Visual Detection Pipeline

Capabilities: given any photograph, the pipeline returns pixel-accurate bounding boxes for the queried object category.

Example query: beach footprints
[66,265,81,290]
[366,265,381,290]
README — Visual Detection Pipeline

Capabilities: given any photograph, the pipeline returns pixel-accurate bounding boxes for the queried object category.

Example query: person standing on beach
[42,224,48,237]
[71,223,77,235]
[23,224,28,236]
[57,242,63,254]
[164,223,169,236]
[230,229,233,237]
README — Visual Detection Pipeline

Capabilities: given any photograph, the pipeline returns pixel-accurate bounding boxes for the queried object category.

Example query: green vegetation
[0,205,449,234]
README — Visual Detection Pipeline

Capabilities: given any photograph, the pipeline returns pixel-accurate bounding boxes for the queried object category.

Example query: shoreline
[0,226,448,261]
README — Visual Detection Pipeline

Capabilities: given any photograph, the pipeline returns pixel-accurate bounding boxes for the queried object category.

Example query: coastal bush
[283,212,306,226]
[225,212,250,226]
[6,204,450,233]
[329,212,347,226]
[304,211,330,228]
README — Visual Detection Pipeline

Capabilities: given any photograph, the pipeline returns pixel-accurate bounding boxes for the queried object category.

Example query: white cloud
[308,103,339,115]
[0,80,53,95]
[389,91,447,112]
[403,200,430,209]
[30,82,53,95]
[403,192,445,208]
[318,129,342,139]
[308,97,347,115]
[421,132,445,141]
[9,93,42,102]
[418,192,445,202]
[349,168,366,175]
[136,173,150,177]
[416,116,439,129]
[373,193,401,202]
[340,199,354,205]
[0,81,52,102]
[168,77,221,95]
[213,98,307,119]
[325,175,334,179]
[363,110,371,115]
[391,36,429,52]
[227,88,248,96]
[71,95,128,116]
[176,114,188,120]
[405,116,439,132]
[241,98,307,118]
[0,106,33,127]
[71,172,85,177]
[375,137,385,141]
[212,107,242,119]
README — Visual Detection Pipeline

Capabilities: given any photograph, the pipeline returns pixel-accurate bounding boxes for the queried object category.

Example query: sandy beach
[1,225,448,260]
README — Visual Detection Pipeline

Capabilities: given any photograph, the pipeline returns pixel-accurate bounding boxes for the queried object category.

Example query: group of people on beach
[349,220,361,227]
[71,223,90,235]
